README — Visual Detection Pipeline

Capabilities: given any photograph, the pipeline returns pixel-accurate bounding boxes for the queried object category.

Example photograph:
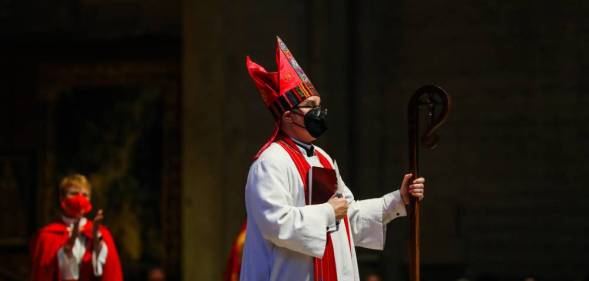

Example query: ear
[282,111,293,123]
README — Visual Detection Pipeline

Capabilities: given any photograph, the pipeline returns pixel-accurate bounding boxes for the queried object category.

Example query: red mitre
[246,36,320,159]
[246,36,319,119]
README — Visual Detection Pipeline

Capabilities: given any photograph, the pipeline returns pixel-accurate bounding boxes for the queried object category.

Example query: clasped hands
[64,209,104,257]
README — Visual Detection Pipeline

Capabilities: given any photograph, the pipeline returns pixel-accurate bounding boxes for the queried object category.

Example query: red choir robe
[29,220,123,281]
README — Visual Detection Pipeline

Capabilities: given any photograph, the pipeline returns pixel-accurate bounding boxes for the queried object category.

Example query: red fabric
[315,153,352,252]
[60,196,93,218]
[247,37,321,160]
[253,122,281,160]
[277,137,311,203]
[225,136,352,281]
[246,37,304,109]
[223,223,247,281]
[245,56,280,108]
[277,137,352,281]
[275,40,302,97]
[29,220,123,281]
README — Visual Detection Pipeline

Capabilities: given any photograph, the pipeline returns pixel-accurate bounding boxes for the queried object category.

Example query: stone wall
[182,1,589,280]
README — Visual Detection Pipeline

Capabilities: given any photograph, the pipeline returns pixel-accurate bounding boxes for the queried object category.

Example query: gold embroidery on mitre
[282,72,292,82]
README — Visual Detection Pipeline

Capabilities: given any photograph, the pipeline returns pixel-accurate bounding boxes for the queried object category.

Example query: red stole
[29,220,124,281]
[277,137,352,281]
[224,223,247,281]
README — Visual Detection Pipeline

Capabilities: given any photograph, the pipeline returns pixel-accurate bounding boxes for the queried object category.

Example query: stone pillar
[181,0,226,280]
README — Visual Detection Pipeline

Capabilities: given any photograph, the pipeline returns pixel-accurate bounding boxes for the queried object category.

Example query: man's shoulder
[31,221,67,248]
[246,143,296,183]
[98,225,115,240]
[255,142,291,163]
[39,221,67,235]
[250,143,298,171]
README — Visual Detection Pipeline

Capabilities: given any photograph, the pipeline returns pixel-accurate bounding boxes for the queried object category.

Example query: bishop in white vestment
[239,37,425,281]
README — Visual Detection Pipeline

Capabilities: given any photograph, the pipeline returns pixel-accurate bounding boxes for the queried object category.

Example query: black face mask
[293,106,328,138]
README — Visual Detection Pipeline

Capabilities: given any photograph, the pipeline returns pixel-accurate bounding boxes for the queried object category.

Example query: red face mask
[61,195,93,217]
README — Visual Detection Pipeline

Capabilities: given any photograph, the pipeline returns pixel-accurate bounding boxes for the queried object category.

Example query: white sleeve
[245,159,336,258]
[57,238,85,279]
[92,240,108,276]
[336,164,407,250]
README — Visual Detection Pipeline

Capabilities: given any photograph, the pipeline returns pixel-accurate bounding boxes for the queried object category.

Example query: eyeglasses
[294,105,322,112]
[293,105,319,115]
[296,105,319,109]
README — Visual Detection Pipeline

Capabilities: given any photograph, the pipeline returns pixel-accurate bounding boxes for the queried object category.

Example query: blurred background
[0,0,588,280]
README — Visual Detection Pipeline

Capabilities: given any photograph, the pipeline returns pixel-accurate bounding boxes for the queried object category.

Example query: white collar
[62,216,88,227]
[290,137,315,157]
[290,137,313,150]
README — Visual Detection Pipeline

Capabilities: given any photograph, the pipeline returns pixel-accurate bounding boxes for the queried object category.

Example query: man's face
[61,185,91,201]
[147,268,166,281]
[286,96,321,142]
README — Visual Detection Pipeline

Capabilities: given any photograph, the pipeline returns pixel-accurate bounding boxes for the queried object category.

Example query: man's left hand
[400,173,425,205]
[93,209,104,254]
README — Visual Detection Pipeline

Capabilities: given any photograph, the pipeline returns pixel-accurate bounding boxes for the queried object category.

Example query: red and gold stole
[277,137,352,281]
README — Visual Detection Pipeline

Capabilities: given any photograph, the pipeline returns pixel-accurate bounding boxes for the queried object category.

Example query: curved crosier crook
[407,85,451,281]
[409,85,451,150]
